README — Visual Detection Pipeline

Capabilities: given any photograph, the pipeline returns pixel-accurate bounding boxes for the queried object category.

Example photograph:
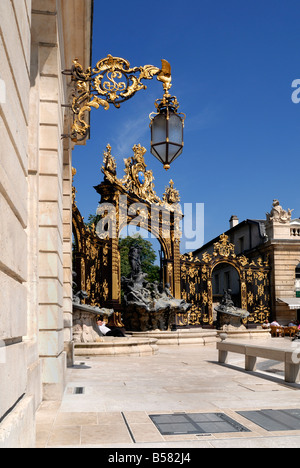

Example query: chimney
[229,215,239,229]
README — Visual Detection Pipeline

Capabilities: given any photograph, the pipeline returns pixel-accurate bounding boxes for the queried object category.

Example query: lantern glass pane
[155,143,166,160]
[151,114,167,144]
[168,143,180,159]
[168,113,183,145]
[170,145,183,162]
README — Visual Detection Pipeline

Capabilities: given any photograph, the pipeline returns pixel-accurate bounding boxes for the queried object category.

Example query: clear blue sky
[72,0,300,256]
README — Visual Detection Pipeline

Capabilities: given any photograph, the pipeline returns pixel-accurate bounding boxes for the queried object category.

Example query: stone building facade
[0,0,93,448]
[193,200,300,325]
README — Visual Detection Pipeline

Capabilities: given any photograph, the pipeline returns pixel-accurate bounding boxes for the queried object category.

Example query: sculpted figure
[122,252,191,330]
[266,199,293,224]
[129,244,142,276]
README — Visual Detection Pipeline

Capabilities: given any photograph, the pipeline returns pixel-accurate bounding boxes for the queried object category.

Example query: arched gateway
[72,145,271,328]
[73,143,182,326]
[94,143,182,304]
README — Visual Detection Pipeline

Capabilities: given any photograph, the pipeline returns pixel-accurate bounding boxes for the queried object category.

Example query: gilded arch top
[101,143,181,211]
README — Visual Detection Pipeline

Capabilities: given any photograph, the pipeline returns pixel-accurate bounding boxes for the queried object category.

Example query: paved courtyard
[36,338,300,448]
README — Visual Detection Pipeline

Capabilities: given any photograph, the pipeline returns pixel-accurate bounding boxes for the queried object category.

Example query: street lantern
[150,94,185,170]
[63,54,185,165]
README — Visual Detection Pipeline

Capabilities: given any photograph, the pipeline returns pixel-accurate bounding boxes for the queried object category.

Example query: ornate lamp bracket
[63,54,173,143]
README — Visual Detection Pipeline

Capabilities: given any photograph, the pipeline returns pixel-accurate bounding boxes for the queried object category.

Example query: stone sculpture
[215,289,249,330]
[121,244,191,331]
[266,199,293,224]
[72,272,114,343]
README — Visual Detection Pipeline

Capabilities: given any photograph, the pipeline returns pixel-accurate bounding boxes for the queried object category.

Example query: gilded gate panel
[72,168,110,308]
[180,234,271,327]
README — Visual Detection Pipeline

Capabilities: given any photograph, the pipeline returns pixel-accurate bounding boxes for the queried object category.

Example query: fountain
[215,289,249,331]
[121,244,191,332]
[72,272,159,356]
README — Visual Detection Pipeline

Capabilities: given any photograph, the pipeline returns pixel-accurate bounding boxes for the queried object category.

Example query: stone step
[74,337,159,357]
[128,329,218,346]
[74,329,271,357]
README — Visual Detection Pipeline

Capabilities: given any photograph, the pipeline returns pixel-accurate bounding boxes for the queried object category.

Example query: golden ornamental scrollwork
[122,144,160,204]
[65,55,173,142]
[246,269,253,282]
[202,252,212,263]
[238,255,249,267]
[102,279,109,302]
[213,233,236,258]
[178,232,271,326]
[100,142,183,214]
[252,301,270,323]
[202,291,208,306]
[189,282,196,296]
[102,243,109,266]
[162,180,180,205]
[247,291,254,306]
[188,304,202,326]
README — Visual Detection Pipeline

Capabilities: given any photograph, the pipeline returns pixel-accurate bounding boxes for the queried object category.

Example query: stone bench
[217,341,300,383]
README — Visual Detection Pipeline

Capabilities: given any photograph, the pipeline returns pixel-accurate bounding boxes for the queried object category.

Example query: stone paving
[36,338,300,448]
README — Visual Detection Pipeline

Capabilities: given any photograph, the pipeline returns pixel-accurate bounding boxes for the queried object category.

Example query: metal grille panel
[149,413,250,435]
[238,409,300,431]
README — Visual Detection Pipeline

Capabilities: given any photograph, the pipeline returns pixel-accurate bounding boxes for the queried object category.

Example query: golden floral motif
[247,291,254,306]
[202,252,212,263]
[257,284,264,297]
[162,180,180,205]
[102,279,109,301]
[246,269,253,282]
[238,255,249,266]
[202,291,208,305]
[68,55,172,142]
[102,243,109,266]
[189,282,196,296]
[213,233,236,258]
[122,144,160,204]
[255,271,265,282]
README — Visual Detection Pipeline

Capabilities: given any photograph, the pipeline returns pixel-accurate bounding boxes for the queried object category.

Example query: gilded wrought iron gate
[179,234,271,327]
[179,255,210,326]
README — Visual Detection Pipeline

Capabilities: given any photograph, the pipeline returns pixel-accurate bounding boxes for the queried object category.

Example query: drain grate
[238,409,300,432]
[149,412,250,435]
[73,387,85,394]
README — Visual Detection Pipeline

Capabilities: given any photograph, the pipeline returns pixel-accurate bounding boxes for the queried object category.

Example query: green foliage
[84,213,161,283]
[119,234,160,283]
[85,213,100,229]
